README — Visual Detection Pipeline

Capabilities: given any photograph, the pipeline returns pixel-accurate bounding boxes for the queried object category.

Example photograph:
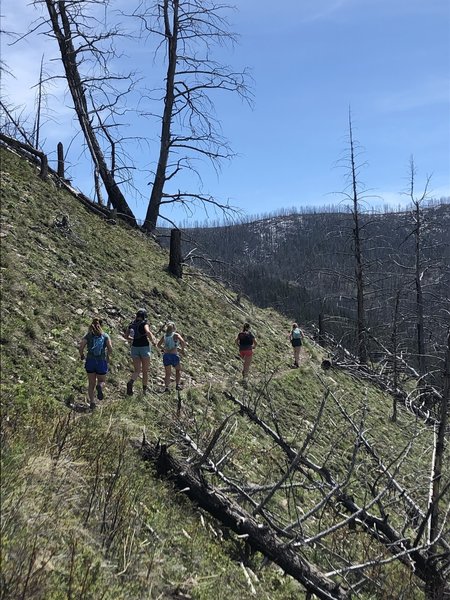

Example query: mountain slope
[1,146,446,599]
[177,205,450,373]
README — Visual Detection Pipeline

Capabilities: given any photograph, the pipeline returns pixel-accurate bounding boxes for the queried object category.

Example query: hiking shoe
[163,387,170,393]
[143,385,148,395]
[126,380,134,396]
[96,384,104,400]
[176,385,182,391]
[90,401,96,410]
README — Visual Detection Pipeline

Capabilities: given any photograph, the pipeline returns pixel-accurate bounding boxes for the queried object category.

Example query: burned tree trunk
[169,228,183,278]
[138,439,349,600]
[44,0,136,225]
[57,142,65,179]
[0,133,48,179]
[424,330,450,600]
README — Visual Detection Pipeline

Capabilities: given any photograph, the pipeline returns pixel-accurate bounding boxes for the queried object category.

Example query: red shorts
[239,349,253,358]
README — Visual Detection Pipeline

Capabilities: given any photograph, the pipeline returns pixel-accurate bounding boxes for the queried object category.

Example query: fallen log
[137,438,350,600]
[223,391,447,587]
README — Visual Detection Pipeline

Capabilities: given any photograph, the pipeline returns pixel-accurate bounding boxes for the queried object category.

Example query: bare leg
[96,373,106,399]
[164,365,172,389]
[97,374,106,389]
[294,347,301,366]
[131,357,142,382]
[175,364,181,387]
[243,354,253,378]
[87,372,97,403]
[141,356,150,388]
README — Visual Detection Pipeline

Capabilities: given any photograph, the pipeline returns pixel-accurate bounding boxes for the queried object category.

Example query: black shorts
[291,339,302,348]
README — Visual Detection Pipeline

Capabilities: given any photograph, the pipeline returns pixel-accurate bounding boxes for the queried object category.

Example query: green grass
[0,146,439,599]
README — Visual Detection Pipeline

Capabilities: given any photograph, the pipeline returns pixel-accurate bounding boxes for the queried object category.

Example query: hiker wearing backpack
[126,309,158,395]
[289,322,304,368]
[79,317,112,407]
[157,322,185,392]
[236,322,257,380]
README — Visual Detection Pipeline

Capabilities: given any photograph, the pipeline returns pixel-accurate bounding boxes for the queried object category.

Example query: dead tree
[347,112,367,364]
[406,158,432,378]
[57,142,65,179]
[138,438,349,600]
[424,329,450,600]
[42,0,136,224]
[0,132,48,179]
[32,54,45,150]
[131,0,251,232]
[168,228,183,278]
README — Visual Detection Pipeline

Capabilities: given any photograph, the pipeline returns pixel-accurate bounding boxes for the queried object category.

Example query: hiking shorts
[131,345,151,359]
[239,349,253,358]
[291,339,302,348]
[85,358,108,375]
[163,353,180,368]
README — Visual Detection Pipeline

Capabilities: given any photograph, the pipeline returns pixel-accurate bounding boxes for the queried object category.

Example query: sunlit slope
[0,146,434,599]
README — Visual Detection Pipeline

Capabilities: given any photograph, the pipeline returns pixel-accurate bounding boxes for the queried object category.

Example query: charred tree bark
[425,330,450,600]
[57,142,65,179]
[143,0,178,232]
[413,196,427,376]
[0,133,48,179]
[138,439,349,600]
[44,1,136,225]
[348,114,367,364]
[223,391,448,589]
[390,289,401,421]
[168,228,183,278]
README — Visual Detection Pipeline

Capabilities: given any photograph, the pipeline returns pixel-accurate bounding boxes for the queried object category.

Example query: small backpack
[164,333,178,351]
[130,320,147,340]
[90,334,106,357]
[239,331,253,347]
[292,328,303,340]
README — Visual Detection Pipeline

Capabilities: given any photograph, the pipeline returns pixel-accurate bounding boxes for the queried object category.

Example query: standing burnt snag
[169,228,182,278]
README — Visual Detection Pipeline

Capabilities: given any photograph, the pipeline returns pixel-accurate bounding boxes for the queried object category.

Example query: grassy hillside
[0,146,442,599]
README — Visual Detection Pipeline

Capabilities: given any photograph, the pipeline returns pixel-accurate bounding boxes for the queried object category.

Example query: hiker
[236,322,257,380]
[289,322,304,367]
[157,322,185,392]
[126,309,158,395]
[79,317,112,407]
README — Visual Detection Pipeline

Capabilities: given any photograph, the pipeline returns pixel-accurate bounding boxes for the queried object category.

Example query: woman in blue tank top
[79,317,112,407]
[157,321,186,392]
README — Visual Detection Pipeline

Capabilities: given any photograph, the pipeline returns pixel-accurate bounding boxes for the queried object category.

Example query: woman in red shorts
[236,322,257,381]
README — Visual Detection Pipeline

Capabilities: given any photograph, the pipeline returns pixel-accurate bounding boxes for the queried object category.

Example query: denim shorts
[131,345,151,358]
[163,353,180,367]
[85,358,108,375]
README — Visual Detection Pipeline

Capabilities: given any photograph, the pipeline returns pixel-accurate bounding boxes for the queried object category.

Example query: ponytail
[89,317,103,336]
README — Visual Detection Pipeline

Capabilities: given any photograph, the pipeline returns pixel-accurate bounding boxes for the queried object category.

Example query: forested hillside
[1,146,449,600]
[174,203,450,387]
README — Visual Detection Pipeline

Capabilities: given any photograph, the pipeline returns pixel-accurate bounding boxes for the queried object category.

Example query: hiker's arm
[157,335,164,351]
[106,336,113,355]
[144,324,158,346]
[176,334,186,352]
[79,337,87,360]
[252,337,257,348]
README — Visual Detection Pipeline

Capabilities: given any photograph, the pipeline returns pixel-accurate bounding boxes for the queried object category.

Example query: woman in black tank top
[125,309,158,395]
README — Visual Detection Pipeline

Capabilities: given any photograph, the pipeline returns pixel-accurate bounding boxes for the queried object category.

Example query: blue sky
[1,0,449,224]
